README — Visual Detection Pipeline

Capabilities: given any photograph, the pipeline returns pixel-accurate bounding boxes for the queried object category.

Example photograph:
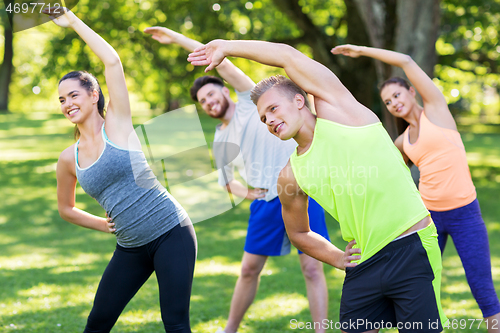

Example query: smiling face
[380,83,417,118]
[58,78,98,123]
[196,83,230,119]
[256,87,305,140]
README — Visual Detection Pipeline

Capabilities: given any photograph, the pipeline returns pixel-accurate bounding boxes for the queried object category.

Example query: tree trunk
[0,15,13,113]
[270,0,341,76]
[271,0,377,108]
[353,0,440,79]
[340,0,378,113]
[353,0,440,138]
[270,0,440,140]
[353,0,396,138]
[393,0,441,78]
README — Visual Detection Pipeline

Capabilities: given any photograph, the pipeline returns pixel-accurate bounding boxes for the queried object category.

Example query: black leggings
[84,223,197,333]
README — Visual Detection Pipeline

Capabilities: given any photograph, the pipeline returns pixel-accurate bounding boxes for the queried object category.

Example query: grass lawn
[0,111,498,332]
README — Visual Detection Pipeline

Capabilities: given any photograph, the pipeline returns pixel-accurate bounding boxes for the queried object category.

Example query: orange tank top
[403,111,476,211]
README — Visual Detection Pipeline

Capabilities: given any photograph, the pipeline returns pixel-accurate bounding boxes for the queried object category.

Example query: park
[0,0,499,332]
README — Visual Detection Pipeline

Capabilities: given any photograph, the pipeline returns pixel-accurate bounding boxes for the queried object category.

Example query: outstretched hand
[42,6,76,28]
[143,26,178,44]
[188,40,226,72]
[331,44,363,58]
[343,240,361,269]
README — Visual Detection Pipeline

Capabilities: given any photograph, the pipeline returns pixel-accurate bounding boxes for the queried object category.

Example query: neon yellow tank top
[290,118,429,263]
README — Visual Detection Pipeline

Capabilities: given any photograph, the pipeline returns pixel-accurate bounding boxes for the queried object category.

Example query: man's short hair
[250,75,311,110]
[190,76,225,102]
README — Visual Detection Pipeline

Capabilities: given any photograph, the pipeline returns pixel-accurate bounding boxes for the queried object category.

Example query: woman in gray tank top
[44,7,197,333]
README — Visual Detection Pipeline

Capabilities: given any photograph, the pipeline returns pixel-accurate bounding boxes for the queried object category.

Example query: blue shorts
[244,196,330,256]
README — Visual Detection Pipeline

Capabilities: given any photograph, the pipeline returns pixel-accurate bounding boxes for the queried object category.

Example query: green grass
[0,112,499,332]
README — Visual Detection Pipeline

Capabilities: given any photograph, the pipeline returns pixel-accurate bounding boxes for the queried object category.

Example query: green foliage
[40,0,304,112]
[297,0,346,38]
[1,0,499,124]
[38,0,344,113]
[8,26,58,113]
[437,0,500,123]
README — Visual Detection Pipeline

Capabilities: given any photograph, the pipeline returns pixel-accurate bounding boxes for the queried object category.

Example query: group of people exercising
[43,6,499,333]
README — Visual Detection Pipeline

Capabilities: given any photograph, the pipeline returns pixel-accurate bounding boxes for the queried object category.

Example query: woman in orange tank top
[332,44,500,332]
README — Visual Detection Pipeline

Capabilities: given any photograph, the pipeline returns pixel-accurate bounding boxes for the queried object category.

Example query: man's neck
[294,112,317,156]
[218,100,236,130]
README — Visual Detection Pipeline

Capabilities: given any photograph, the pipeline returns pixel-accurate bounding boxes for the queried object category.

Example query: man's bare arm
[278,163,360,269]
[188,40,362,111]
[215,60,255,93]
[144,27,254,92]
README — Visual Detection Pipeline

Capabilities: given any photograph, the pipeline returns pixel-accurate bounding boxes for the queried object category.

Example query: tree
[269,0,441,138]
[0,6,13,113]
[35,0,499,132]
[351,0,441,136]
[437,0,500,121]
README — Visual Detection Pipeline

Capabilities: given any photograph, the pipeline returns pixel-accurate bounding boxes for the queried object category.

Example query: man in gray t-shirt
[145,26,330,333]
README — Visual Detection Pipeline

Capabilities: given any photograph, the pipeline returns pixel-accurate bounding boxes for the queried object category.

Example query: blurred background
[0,1,499,332]
[0,0,499,136]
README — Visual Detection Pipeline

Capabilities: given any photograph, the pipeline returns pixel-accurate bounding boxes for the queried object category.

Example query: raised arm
[144,26,203,53]
[278,163,360,269]
[332,45,455,128]
[56,147,115,233]
[188,40,361,111]
[144,27,254,92]
[44,8,130,121]
[215,61,255,93]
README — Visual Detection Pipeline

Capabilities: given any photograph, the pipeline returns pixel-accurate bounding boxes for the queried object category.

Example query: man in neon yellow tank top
[189,41,447,333]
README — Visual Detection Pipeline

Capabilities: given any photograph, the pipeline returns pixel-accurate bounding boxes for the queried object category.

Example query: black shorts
[339,223,446,333]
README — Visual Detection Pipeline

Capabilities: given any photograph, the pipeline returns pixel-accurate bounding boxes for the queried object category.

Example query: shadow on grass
[188,212,345,333]
[2,114,499,332]
[0,113,61,131]
[2,305,89,332]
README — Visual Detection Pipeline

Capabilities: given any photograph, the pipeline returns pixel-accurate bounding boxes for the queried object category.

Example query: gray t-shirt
[213,90,297,202]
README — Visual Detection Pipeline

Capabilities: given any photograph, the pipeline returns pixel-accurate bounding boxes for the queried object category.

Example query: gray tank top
[75,124,188,248]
